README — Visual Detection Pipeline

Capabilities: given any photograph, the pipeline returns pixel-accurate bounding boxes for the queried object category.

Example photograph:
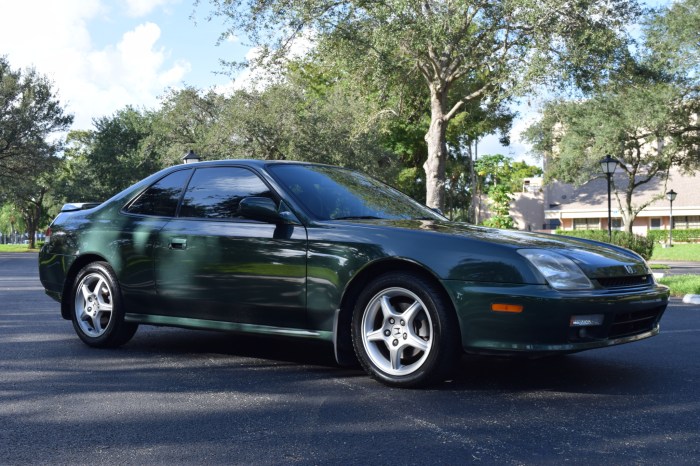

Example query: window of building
[179,167,273,219]
[673,216,700,229]
[125,169,192,217]
[545,219,561,230]
[611,218,622,230]
[573,218,599,230]
[650,218,662,230]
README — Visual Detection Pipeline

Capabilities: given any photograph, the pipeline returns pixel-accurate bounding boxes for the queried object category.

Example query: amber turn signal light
[491,303,523,313]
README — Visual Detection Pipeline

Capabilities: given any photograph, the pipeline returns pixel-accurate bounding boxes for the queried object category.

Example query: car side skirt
[124,313,334,341]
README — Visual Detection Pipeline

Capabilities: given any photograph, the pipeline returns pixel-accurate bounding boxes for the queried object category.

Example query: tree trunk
[615,190,637,233]
[423,88,448,210]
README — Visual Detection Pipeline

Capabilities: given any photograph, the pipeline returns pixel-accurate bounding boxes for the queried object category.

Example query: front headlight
[518,249,593,290]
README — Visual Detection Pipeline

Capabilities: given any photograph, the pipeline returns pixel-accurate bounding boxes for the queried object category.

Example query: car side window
[179,167,273,219]
[125,169,192,217]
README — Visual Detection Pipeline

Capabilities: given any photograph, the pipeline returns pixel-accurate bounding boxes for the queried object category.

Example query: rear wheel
[70,261,138,347]
[351,272,459,388]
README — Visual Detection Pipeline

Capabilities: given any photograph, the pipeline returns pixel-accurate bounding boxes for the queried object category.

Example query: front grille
[609,307,663,338]
[596,275,653,289]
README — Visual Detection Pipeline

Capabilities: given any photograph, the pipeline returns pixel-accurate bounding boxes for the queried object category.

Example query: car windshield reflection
[268,164,442,221]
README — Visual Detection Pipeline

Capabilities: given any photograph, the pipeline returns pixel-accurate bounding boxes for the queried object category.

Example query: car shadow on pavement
[118,325,662,394]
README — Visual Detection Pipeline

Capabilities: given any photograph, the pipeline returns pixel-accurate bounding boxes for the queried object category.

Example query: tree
[0,203,25,243]
[0,57,73,247]
[475,154,541,229]
[156,77,395,178]
[54,108,164,204]
[645,0,700,76]
[154,87,233,165]
[523,1,700,233]
[10,172,55,248]
[445,99,515,221]
[200,0,640,209]
[0,56,73,182]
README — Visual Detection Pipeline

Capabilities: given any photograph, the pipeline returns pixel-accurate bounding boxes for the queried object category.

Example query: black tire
[69,261,138,348]
[351,272,459,388]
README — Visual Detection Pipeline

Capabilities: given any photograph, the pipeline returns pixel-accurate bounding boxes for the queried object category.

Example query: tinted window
[126,169,192,217]
[179,167,272,219]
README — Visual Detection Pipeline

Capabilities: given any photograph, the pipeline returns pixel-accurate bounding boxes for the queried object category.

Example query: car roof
[182,159,319,168]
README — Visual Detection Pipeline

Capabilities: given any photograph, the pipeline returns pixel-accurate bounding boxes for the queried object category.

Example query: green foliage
[482,184,515,229]
[651,243,700,261]
[0,244,37,252]
[647,229,700,243]
[555,229,655,260]
[53,108,165,203]
[645,0,700,77]
[395,167,426,204]
[524,0,700,233]
[154,87,233,165]
[202,0,638,209]
[0,56,73,184]
[0,203,25,236]
[475,154,541,229]
[657,274,700,297]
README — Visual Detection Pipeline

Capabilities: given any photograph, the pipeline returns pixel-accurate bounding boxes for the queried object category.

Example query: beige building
[510,167,700,235]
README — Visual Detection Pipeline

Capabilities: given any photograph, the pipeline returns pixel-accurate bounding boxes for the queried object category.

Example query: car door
[154,165,308,328]
[117,167,193,314]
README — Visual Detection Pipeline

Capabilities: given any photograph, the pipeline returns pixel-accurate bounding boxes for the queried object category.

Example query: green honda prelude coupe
[39,160,669,387]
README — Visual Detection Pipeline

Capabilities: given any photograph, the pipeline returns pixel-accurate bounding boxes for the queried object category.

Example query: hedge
[647,229,700,243]
[554,229,655,260]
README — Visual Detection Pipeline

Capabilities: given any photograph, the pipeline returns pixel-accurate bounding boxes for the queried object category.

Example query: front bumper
[443,281,669,354]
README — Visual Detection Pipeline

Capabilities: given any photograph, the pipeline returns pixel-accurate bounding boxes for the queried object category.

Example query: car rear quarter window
[125,169,192,217]
[179,167,273,219]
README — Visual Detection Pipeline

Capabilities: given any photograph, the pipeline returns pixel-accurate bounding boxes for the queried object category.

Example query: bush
[554,229,655,260]
[647,229,700,243]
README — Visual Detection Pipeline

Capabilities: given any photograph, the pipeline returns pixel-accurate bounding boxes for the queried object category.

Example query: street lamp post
[599,155,620,242]
[666,189,677,247]
[182,150,200,164]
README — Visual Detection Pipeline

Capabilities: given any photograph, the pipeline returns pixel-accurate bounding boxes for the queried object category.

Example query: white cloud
[0,1,190,130]
[124,0,176,17]
[220,32,316,93]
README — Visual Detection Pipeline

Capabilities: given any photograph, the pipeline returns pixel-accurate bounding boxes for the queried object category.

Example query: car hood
[334,219,650,278]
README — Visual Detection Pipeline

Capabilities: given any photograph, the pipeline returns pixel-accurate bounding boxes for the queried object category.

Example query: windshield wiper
[333,215,383,220]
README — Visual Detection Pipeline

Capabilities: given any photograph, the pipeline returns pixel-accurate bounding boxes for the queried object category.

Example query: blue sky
[0,0,670,166]
[0,1,249,129]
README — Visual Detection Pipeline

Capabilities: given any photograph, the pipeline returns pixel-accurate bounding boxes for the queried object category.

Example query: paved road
[650,261,700,276]
[1,253,699,465]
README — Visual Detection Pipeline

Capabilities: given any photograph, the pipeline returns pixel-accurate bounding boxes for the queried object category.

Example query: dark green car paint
[39,160,669,361]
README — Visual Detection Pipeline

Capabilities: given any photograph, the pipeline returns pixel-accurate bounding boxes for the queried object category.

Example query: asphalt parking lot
[1,253,699,465]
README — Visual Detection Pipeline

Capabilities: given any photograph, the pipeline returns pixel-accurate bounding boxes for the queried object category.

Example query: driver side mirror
[238,197,299,224]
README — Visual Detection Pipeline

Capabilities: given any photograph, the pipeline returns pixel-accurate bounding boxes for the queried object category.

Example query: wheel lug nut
[384,330,391,336]
[400,319,405,326]
[389,318,395,324]
[403,333,408,340]
[393,339,399,346]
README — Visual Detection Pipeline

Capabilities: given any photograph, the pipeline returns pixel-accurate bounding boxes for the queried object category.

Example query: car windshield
[268,164,443,221]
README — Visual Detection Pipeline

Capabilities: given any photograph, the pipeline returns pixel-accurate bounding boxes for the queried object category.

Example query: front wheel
[69,261,138,348]
[351,272,459,388]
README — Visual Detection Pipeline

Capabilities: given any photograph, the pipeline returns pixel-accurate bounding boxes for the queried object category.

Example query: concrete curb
[682,294,700,304]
